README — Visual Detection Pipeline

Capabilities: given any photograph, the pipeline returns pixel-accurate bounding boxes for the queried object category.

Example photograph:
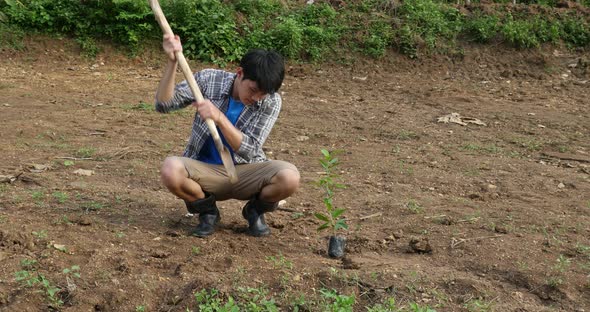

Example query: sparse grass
[406,200,424,214]
[546,254,571,287]
[464,297,494,312]
[396,129,419,141]
[54,215,73,225]
[266,252,293,270]
[81,201,106,212]
[461,143,502,154]
[52,191,69,204]
[399,160,414,176]
[76,147,96,158]
[511,137,543,151]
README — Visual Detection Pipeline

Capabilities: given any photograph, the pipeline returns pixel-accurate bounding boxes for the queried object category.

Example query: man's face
[236,68,268,105]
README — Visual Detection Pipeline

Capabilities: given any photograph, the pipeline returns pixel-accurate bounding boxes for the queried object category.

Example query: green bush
[501,15,539,48]
[467,14,500,43]
[394,0,463,55]
[561,17,590,47]
[1,0,588,61]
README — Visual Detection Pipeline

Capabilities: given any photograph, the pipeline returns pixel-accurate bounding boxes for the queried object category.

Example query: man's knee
[276,169,300,195]
[160,157,187,187]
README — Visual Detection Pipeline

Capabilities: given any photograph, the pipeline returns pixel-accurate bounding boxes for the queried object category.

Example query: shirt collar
[223,72,263,109]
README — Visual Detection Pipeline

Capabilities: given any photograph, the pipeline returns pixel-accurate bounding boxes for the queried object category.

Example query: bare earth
[0,37,589,311]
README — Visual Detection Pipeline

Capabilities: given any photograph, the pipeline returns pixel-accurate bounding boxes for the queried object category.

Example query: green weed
[191,246,201,255]
[52,191,69,204]
[76,147,96,158]
[546,255,571,287]
[464,297,494,312]
[320,288,355,312]
[32,230,47,239]
[406,199,424,214]
[266,252,293,270]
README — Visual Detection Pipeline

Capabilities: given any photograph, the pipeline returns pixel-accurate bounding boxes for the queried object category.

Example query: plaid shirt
[155,69,281,164]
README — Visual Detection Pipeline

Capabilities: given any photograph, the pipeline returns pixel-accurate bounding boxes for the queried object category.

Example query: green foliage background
[0,0,589,63]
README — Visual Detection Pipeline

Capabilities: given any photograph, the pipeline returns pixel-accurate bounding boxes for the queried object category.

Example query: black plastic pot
[328,235,346,258]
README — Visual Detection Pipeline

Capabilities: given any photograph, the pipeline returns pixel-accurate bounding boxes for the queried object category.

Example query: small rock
[77,216,92,226]
[341,257,360,270]
[151,250,170,258]
[557,182,565,189]
[392,230,404,239]
[409,237,432,253]
[278,200,287,207]
[494,225,508,234]
[296,135,309,142]
[74,169,94,176]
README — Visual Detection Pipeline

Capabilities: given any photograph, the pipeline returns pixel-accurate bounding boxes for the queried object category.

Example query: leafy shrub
[393,0,463,56]
[269,17,304,59]
[467,14,500,43]
[363,20,394,58]
[561,17,590,47]
[501,15,539,48]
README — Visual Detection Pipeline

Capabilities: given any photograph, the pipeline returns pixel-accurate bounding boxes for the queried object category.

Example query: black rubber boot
[185,193,220,237]
[242,195,278,237]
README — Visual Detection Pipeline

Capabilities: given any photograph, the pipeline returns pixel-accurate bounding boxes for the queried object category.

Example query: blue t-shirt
[197,97,245,164]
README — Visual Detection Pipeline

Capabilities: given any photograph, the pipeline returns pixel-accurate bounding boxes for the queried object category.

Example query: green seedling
[52,191,69,204]
[15,259,63,307]
[32,230,48,239]
[266,252,293,270]
[314,149,347,234]
[406,199,423,214]
[547,254,571,287]
[63,265,81,278]
[320,288,355,312]
[76,147,96,158]
[63,160,75,166]
[191,246,201,255]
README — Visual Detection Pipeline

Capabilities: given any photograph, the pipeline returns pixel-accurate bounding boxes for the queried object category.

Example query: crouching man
[154,34,299,237]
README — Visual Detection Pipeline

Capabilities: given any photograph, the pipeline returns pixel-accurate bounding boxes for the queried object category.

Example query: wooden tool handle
[149,0,237,183]
[149,0,220,145]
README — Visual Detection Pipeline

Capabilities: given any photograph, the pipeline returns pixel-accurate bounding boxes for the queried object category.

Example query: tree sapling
[314,149,348,258]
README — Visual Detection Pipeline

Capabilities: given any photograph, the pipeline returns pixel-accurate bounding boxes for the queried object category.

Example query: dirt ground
[0,36,589,312]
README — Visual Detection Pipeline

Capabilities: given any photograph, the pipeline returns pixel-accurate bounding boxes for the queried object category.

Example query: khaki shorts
[179,157,298,201]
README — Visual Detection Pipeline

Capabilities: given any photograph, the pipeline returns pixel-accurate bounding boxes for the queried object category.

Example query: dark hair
[240,49,285,94]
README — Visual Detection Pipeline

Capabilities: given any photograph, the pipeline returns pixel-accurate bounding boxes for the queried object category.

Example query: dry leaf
[437,113,486,126]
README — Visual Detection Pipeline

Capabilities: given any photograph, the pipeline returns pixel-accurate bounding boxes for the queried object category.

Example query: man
[155,34,300,238]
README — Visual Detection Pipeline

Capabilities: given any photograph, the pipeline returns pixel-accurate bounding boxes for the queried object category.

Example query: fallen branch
[424,214,447,219]
[359,212,382,220]
[451,235,503,248]
[541,151,590,163]
[54,157,93,160]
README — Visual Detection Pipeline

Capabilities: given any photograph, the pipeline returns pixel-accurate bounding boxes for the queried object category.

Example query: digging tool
[149,0,238,184]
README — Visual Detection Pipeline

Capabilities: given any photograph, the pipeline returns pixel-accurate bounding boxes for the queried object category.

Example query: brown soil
[0,36,589,311]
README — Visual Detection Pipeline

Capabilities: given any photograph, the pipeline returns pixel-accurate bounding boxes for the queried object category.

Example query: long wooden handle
[149,0,238,183]
[149,0,221,148]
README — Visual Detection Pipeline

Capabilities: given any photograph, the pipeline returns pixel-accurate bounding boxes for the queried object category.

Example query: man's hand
[193,100,223,124]
[163,34,182,62]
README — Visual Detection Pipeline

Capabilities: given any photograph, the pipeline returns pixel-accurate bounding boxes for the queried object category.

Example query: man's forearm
[216,115,243,152]
[155,59,178,102]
